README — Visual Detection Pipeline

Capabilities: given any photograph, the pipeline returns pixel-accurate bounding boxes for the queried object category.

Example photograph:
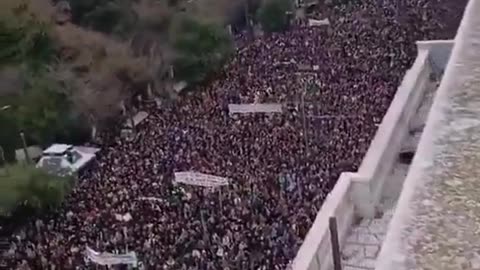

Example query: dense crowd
[1,0,466,269]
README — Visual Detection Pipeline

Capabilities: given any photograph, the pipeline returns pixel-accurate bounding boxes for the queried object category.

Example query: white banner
[114,212,133,222]
[86,246,138,266]
[228,103,282,114]
[308,18,330,27]
[138,196,164,203]
[174,172,229,187]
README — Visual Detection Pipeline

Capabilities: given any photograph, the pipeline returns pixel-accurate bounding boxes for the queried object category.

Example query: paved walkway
[339,79,438,270]
[341,206,395,270]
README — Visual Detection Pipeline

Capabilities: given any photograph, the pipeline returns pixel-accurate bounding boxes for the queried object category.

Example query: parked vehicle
[36,144,100,177]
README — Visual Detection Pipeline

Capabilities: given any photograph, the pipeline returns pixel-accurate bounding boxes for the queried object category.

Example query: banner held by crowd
[174,171,230,187]
[86,246,138,267]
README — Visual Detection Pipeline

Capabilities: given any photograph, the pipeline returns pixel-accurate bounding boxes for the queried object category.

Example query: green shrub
[68,0,137,37]
[0,164,73,215]
[257,0,293,33]
[170,16,233,83]
[0,74,91,154]
[0,3,54,72]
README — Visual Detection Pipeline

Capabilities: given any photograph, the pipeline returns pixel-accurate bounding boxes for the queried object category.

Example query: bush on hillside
[0,1,89,158]
[133,0,173,32]
[54,24,152,125]
[170,16,233,83]
[15,75,72,145]
[0,0,55,72]
[83,1,137,37]
[257,0,293,33]
[67,0,137,37]
[0,165,73,215]
[0,73,90,147]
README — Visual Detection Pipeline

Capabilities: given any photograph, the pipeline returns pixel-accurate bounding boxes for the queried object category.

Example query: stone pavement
[341,207,395,270]
[339,168,402,270]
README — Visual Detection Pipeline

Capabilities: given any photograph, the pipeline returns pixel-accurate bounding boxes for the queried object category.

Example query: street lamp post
[19,132,31,164]
[130,112,136,134]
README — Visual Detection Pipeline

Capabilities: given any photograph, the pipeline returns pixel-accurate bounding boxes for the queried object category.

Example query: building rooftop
[43,144,73,155]
[375,0,480,269]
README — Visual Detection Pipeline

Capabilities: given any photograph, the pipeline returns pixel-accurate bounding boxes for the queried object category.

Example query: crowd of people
[1,0,466,269]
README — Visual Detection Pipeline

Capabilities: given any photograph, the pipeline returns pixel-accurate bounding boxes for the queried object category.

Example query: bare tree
[53,25,153,126]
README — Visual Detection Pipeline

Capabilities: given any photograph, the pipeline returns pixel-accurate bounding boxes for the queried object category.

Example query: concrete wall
[350,45,432,218]
[375,0,476,267]
[418,40,454,76]
[290,173,355,270]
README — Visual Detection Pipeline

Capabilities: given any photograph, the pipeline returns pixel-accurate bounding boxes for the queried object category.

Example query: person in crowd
[1,0,466,269]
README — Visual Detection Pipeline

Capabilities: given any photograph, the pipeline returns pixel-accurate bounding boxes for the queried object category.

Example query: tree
[257,0,293,33]
[14,75,71,145]
[0,70,91,149]
[67,0,137,37]
[0,69,91,155]
[67,0,113,24]
[170,16,233,83]
[0,0,147,148]
[0,0,55,72]
[132,0,174,34]
[83,1,137,37]
[0,0,58,160]
[0,111,19,162]
[0,164,72,215]
[18,167,73,212]
[53,24,154,131]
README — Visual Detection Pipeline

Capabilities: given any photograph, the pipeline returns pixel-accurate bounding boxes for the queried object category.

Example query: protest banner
[174,172,229,187]
[138,197,164,203]
[228,103,282,114]
[308,18,330,27]
[86,246,138,266]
